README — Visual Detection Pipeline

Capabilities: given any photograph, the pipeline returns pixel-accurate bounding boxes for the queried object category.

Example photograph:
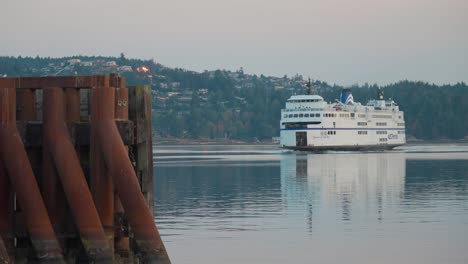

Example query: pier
[0,75,170,263]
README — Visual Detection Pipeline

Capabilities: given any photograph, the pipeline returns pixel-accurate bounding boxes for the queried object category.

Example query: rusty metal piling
[0,86,65,263]
[44,88,113,262]
[0,75,170,263]
[93,86,170,262]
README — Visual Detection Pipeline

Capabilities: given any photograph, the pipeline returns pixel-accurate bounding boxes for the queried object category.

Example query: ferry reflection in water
[281,153,406,228]
[154,146,468,264]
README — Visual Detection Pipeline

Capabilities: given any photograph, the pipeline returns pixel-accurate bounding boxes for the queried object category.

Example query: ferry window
[283,114,288,118]
[288,114,293,118]
[304,114,309,117]
[316,113,320,117]
[351,113,355,118]
[294,114,298,118]
[299,114,304,118]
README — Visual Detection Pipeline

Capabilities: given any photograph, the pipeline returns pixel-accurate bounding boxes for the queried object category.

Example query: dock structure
[0,75,170,263]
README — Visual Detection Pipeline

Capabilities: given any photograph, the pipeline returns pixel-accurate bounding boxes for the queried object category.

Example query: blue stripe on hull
[283,144,403,152]
[280,127,405,131]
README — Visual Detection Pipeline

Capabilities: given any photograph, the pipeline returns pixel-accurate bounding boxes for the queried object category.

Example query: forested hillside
[1,55,467,140]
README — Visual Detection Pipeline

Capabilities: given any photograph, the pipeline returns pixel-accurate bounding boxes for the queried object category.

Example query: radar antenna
[377,88,384,100]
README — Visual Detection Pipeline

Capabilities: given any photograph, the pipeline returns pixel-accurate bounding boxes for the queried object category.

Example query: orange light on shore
[137,66,149,73]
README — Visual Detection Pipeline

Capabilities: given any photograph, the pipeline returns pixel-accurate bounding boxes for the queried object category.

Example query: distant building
[170,82,181,89]
[118,66,133,72]
[275,86,285,91]
[160,83,169,89]
[105,61,117,67]
[167,92,180,97]
[154,75,166,79]
[68,59,81,65]
[198,89,208,94]
[80,61,93,67]
[179,96,192,102]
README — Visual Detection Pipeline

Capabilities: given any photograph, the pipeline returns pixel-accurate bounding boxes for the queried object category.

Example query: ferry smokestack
[340,88,354,105]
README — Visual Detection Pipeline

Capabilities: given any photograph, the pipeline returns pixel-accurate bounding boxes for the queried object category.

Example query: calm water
[153,144,468,264]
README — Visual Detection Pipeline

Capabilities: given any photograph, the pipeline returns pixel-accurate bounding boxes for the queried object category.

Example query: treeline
[1,55,467,140]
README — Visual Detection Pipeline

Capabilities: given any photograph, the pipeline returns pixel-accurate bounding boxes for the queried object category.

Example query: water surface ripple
[154,144,468,264]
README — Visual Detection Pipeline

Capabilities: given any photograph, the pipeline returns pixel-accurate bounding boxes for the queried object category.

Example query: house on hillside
[68,59,81,65]
[105,61,117,67]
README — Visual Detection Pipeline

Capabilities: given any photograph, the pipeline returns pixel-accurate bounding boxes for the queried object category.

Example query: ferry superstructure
[280,88,406,151]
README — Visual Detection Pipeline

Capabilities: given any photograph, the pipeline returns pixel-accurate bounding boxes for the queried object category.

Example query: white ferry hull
[279,89,406,152]
[282,143,403,151]
[280,128,406,151]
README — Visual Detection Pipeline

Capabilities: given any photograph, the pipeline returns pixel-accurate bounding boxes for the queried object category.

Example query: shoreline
[154,138,468,146]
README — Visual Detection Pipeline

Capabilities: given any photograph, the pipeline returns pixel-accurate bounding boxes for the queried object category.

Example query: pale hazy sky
[2,0,467,85]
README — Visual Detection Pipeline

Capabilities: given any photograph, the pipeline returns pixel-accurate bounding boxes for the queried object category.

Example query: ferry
[280,82,406,151]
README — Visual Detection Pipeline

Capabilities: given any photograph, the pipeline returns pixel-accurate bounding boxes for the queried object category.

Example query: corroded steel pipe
[43,88,113,262]
[90,76,115,251]
[65,88,81,122]
[0,87,64,263]
[0,160,13,261]
[16,88,37,120]
[42,143,69,238]
[92,86,171,263]
[114,85,130,258]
